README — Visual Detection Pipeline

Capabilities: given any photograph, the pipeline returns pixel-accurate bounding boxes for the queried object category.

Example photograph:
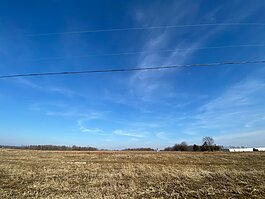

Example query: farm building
[228,148,253,152]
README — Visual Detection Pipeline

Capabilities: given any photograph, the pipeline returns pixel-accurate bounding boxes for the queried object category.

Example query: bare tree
[202,137,215,151]
[202,137,214,146]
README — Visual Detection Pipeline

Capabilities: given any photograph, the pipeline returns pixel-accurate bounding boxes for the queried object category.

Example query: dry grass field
[0,149,264,198]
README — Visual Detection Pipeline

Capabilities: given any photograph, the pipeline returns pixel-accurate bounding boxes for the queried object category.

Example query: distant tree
[213,145,223,151]
[172,144,180,151]
[179,141,188,151]
[123,148,155,151]
[193,144,199,151]
[202,137,215,146]
[201,142,209,151]
[164,147,173,151]
[18,145,98,151]
[202,137,215,151]
[171,141,189,151]
[160,137,223,152]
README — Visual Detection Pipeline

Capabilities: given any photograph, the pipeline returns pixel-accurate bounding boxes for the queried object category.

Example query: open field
[0,149,264,198]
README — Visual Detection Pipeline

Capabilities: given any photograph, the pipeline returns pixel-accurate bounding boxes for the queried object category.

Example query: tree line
[0,145,98,151]
[164,137,223,151]
[122,148,155,151]
[0,136,222,151]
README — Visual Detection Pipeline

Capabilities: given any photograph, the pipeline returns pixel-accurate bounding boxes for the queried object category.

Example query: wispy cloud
[14,78,42,89]
[200,79,265,112]
[113,129,146,138]
[128,1,264,108]
[181,76,265,137]
[128,121,161,129]
[30,102,79,117]
[129,2,201,104]
[48,87,77,97]
[11,77,78,97]
[78,119,105,134]
[80,112,104,120]
[155,131,170,141]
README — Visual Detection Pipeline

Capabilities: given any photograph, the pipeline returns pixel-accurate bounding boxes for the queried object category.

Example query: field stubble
[0,149,264,198]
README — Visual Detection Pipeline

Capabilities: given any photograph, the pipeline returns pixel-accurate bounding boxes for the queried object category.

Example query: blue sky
[0,0,265,149]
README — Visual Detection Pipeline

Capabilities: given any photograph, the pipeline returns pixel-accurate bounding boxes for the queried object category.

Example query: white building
[228,148,253,152]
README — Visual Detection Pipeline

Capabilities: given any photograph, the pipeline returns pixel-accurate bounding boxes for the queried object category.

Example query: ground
[0,149,264,198]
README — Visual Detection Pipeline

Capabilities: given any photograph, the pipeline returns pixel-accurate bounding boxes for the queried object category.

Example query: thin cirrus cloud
[128,1,264,107]
[78,120,105,134]
[180,76,265,139]
[245,115,265,128]
[10,77,78,98]
[113,129,147,138]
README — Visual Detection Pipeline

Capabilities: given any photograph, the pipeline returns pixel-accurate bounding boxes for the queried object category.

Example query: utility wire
[1,60,264,79]
[29,44,265,61]
[28,22,265,36]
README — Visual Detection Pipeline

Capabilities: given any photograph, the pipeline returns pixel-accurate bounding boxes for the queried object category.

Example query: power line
[28,44,265,61]
[28,22,265,37]
[1,60,264,79]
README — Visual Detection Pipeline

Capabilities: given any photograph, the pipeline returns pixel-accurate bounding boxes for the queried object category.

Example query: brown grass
[0,149,264,198]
